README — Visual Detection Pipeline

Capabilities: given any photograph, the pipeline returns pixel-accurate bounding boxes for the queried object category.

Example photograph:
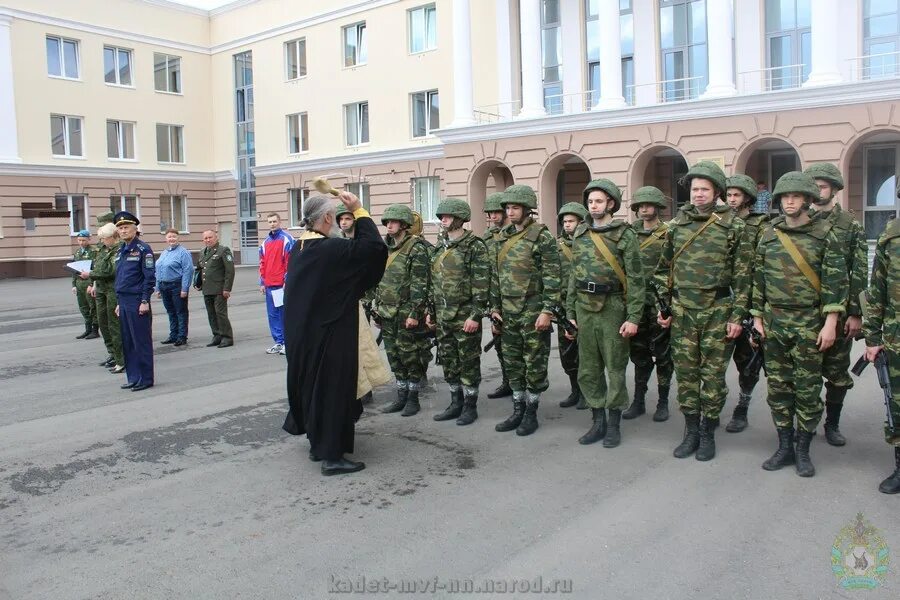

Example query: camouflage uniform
[556,202,588,409]
[91,212,123,367]
[72,236,98,338]
[482,192,511,398]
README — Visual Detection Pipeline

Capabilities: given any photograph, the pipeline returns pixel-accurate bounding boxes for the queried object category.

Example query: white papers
[64,260,93,274]
[271,287,285,308]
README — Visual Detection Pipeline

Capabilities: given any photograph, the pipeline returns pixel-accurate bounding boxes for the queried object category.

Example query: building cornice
[135,0,211,17]
[252,145,445,178]
[208,0,260,17]
[0,162,233,182]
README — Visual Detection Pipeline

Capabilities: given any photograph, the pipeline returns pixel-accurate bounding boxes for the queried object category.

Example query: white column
[0,14,20,163]
[632,0,658,106]
[450,0,476,127]
[495,0,514,119]
[518,0,546,119]
[560,0,583,112]
[804,0,842,87]
[734,0,763,94]
[593,0,626,109]
[701,0,736,98]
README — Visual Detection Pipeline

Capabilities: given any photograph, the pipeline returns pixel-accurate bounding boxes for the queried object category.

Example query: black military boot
[726,391,752,433]
[487,382,512,399]
[84,324,100,340]
[762,427,796,471]
[575,390,588,410]
[381,383,408,414]
[696,417,716,461]
[516,394,540,436]
[603,409,622,448]
[623,383,647,419]
[653,385,670,422]
[878,447,900,494]
[559,372,581,408]
[673,413,701,458]
[206,336,222,347]
[456,391,478,426]
[434,389,464,421]
[401,385,420,417]
[823,389,848,446]
[578,408,606,445]
[795,429,816,477]
[495,393,525,432]
[76,322,92,339]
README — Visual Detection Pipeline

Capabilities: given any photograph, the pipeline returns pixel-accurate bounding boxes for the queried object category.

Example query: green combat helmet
[435,198,472,223]
[501,185,538,210]
[381,204,414,227]
[558,201,588,221]
[772,171,820,206]
[583,178,623,213]
[335,204,352,218]
[484,192,506,213]
[725,174,758,207]
[681,161,727,195]
[629,186,668,212]
[804,162,844,191]
[97,211,115,226]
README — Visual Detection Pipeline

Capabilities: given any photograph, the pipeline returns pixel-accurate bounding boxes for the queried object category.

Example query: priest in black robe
[282,191,387,475]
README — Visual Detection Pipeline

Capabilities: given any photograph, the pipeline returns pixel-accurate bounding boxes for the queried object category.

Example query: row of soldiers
[336,160,899,494]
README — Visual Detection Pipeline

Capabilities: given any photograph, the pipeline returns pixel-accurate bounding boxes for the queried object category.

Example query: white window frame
[286,112,309,154]
[50,114,84,158]
[46,35,80,80]
[156,123,185,164]
[411,90,439,138]
[408,4,437,54]
[104,45,134,87]
[106,120,136,161]
[110,195,141,221]
[343,22,367,67]
[288,188,309,229]
[862,142,900,240]
[285,38,307,80]
[344,101,369,147]
[160,194,189,234]
[55,194,89,235]
[345,181,370,211]
[154,53,182,94]
[413,177,441,223]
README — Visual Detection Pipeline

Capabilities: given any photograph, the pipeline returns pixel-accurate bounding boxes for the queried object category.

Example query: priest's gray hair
[300,194,335,229]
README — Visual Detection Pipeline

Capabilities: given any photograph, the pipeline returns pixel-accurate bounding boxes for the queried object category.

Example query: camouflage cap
[725,174,758,204]
[558,201,588,221]
[501,185,538,210]
[773,171,820,204]
[381,204,414,226]
[583,179,623,213]
[436,198,472,222]
[484,192,506,213]
[803,162,844,191]
[681,161,727,195]
[629,186,668,211]
[335,204,353,218]
[97,211,115,226]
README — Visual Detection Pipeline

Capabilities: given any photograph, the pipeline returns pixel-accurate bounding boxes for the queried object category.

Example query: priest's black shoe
[206,337,222,347]
[487,382,512,399]
[308,451,322,463]
[321,457,365,476]
[120,382,136,389]
[131,383,154,392]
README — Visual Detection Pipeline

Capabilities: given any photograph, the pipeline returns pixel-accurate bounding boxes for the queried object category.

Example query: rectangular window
[104,46,132,86]
[156,124,184,163]
[413,177,440,223]
[409,4,437,53]
[346,182,371,211]
[110,195,140,218]
[285,38,307,79]
[159,195,188,233]
[106,120,135,160]
[46,35,79,79]
[288,188,309,229]
[287,113,309,153]
[343,22,367,67]
[154,53,182,93]
[764,0,812,89]
[659,0,708,101]
[411,90,439,138]
[344,101,369,146]
[863,0,900,78]
[50,114,83,157]
[55,194,88,235]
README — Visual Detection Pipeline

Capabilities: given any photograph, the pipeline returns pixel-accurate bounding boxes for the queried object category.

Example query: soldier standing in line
[197,230,236,348]
[723,174,770,433]
[72,230,99,340]
[83,215,125,373]
[428,199,490,426]
[557,202,588,409]
[804,163,868,447]
[751,172,847,478]
[622,186,673,423]
[490,185,561,436]
[375,204,431,417]
[565,180,644,448]
[482,192,513,399]
[656,161,752,462]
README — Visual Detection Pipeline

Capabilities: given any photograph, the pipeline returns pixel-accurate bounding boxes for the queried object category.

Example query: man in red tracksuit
[259,213,295,355]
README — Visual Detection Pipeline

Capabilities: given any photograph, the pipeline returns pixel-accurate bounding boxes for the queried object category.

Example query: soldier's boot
[823,389,848,446]
[603,410,623,448]
[487,382,512,399]
[653,386,670,422]
[401,383,421,417]
[878,447,900,494]
[381,381,408,414]
[515,393,540,437]
[578,408,607,445]
[622,384,647,420]
[725,391,753,433]
[575,390,588,410]
[434,388,464,421]
[496,392,526,432]
[456,388,478,426]
[795,430,816,477]
[84,324,100,340]
[559,372,581,408]
[696,417,716,461]
[762,427,796,471]
[673,413,701,459]
[76,322,92,339]
[99,356,114,367]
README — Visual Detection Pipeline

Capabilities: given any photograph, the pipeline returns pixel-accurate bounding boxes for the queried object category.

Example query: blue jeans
[159,280,189,341]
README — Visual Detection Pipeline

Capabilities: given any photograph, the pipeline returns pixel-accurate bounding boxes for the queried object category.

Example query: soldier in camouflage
[428,199,490,426]
[723,174,770,433]
[805,162,868,447]
[336,204,357,238]
[86,213,125,372]
[557,202,588,409]
[72,230,99,340]
[375,204,432,417]
[656,161,751,462]
[751,172,848,478]
[482,192,513,399]
[565,179,645,448]
[490,185,561,436]
[623,186,673,423]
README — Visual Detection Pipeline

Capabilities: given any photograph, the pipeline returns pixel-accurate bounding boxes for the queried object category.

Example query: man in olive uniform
[723,174,770,433]
[623,186,673,422]
[805,162,868,446]
[490,185,561,436]
[197,230,236,348]
[375,204,431,417]
[863,192,900,493]
[656,161,752,461]
[557,202,588,409]
[565,179,644,448]
[751,172,847,478]
[428,199,490,426]
[72,230,99,340]
[482,192,512,399]
[86,212,124,372]
[336,204,357,238]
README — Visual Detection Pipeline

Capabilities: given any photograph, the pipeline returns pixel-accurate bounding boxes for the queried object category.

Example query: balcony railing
[848,50,900,81]
[630,76,704,104]
[738,64,806,93]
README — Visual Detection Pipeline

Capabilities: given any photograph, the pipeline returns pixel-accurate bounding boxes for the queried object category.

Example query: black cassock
[282,215,387,461]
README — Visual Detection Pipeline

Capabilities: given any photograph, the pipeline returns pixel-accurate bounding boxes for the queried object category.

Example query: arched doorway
[468,159,514,234]
[734,138,801,215]
[843,129,900,241]
[630,146,688,219]
[538,153,591,231]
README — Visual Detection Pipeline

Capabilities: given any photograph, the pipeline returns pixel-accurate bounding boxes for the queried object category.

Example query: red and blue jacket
[259,228,295,287]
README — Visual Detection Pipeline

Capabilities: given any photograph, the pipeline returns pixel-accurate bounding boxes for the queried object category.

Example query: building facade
[1,0,898,277]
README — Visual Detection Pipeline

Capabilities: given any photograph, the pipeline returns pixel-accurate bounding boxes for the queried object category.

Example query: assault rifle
[651,283,672,356]
[424,301,441,366]
[851,350,896,435]
[741,317,766,377]
[550,305,578,358]
[483,313,503,353]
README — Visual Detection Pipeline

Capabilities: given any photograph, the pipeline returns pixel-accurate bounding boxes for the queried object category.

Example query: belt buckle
[587,282,596,293]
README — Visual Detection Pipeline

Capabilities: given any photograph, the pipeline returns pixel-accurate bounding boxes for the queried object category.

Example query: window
[287,113,309,153]
[659,0,708,101]
[154,53,181,93]
[863,0,900,79]
[346,182,370,211]
[106,120,135,160]
[863,144,900,239]
[160,195,188,233]
[343,22,367,67]
[411,90,439,138]
[541,0,563,114]
[110,195,140,218]
[50,114,83,157]
[288,188,309,229]
[586,0,635,107]
[344,101,369,146]
[55,194,88,235]
[46,36,79,79]
[764,0,811,89]
[409,4,437,53]
[413,177,440,222]
[104,46,132,86]
[285,38,307,79]
[156,124,184,163]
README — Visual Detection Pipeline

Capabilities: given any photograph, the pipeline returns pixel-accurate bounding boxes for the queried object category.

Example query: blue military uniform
[113,211,156,390]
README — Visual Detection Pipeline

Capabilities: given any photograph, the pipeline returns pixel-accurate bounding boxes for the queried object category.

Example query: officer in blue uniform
[114,211,156,391]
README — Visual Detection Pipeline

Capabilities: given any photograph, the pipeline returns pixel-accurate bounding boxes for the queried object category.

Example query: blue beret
[75,229,91,237]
